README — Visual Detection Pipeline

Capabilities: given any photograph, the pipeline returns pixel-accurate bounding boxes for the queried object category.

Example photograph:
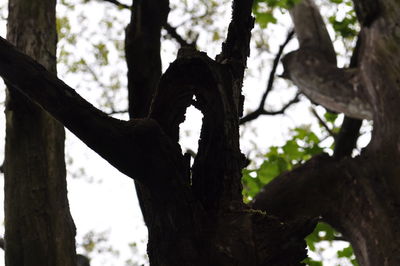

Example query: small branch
[163,24,194,47]
[310,107,336,138]
[259,29,294,109]
[97,0,192,48]
[240,30,295,124]
[107,109,128,115]
[240,93,299,124]
[98,0,129,9]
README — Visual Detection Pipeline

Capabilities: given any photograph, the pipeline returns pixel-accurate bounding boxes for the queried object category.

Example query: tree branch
[333,117,362,158]
[163,23,194,47]
[310,107,336,138]
[99,0,129,9]
[240,29,295,124]
[217,0,254,68]
[240,93,299,124]
[333,34,363,158]
[251,154,345,220]
[151,51,245,208]
[0,36,185,188]
[98,0,192,48]
[282,0,372,120]
[259,29,294,108]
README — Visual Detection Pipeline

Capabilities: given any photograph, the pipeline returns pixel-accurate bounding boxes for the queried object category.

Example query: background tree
[3,0,76,265]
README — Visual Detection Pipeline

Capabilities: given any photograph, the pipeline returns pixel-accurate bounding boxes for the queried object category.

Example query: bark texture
[0,0,315,264]
[4,0,76,265]
[254,0,400,265]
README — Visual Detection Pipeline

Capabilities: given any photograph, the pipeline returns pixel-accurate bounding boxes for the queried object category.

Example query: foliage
[252,0,301,28]
[252,0,359,45]
[327,0,358,40]
[78,230,120,264]
[242,109,359,264]
[242,125,323,201]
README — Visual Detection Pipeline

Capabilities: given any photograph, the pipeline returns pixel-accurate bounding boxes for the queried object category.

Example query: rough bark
[4,0,76,265]
[124,1,170,258]
[125,0,169,118]
[253,0,400,265]
[0,0,316,264]
[282,0,372,120]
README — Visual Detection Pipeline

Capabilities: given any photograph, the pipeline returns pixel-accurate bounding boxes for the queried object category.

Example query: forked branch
[282,0,372,120]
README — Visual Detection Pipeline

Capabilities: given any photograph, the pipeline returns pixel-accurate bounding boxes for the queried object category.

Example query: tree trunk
[4,0,76,265]
[253,0,400,265]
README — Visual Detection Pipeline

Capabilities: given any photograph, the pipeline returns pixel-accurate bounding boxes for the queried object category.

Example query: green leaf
[324,111,339,124]
[257,160,279,183]
[338,246,354,258]
[282,140,303,161]
[254,11,277,28]
[302,257,323,266]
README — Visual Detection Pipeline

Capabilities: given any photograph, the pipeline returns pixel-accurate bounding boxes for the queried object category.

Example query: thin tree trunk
[4,0,76,265]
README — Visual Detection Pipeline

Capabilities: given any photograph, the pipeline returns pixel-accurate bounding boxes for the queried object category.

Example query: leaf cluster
[242,125,323,201]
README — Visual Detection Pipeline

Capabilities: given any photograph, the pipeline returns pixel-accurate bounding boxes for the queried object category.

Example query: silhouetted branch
[240,30,295,124]
[260,30,294,108]
[310,107,336,138]
[163,23,194,47]
[240,93,299,124]
[98,0,192,48]
[99,0,129,9]
[107,109,128,115]
[333,35,363,159]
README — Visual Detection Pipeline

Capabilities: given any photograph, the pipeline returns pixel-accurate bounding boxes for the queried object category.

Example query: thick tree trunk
[4,0,76,265]
[0,0,322,264]
[254,0,400,265]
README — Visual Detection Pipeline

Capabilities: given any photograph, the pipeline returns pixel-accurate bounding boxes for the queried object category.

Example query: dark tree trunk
[5,0,400,265]
[4,0,76,265]
[253,0,400,265]
[0,0,315,264]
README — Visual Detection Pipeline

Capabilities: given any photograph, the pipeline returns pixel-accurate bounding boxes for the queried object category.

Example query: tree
[3,0,76,265]
[0,0,399,265]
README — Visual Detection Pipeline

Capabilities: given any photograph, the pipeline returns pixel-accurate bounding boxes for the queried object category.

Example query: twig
[107,109,128,115]
[163,24,194,47]
[99,0,129,9]
[240,29,295,124]
[240,93,299,124]
[259,29,294,109]
[310,107,336,138]
[97,0,192,47]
